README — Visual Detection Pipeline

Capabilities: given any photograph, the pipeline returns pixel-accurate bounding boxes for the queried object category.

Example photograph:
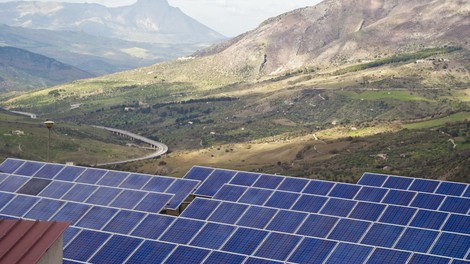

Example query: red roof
[0,220,69,264]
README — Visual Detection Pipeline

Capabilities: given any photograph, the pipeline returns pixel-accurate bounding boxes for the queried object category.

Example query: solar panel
[62,184,97,202]
[264,190,299,209]
[126,241,175,264]
[24,199,65,220]
[408,254,450,264]
[442,214,470,235]
[360,223,404,248]
[189,222,236,249]
[382,189,416,206]
[366,248,411,263]
[33,163,64,179]
[288,237,337,263]
[236,205,277,229]
[222,227,269,255]
[0,159,25,173]
[430,233,470,259]
[97,171,129,186]
[349,201,386,221]
[329,183,361,199]
[39,181,74,199]
[1,195,38,217]
[238,187,272,205]
[357,173,387,187]
[194,169,236,197]
[109,190,146,209]
[64,230,111,262]
[90,235,142,263]
[14,161,44,176]
[229,171,260,186]
[436,182,466,196]
[212,184,247,201]
[16,178,51,195]
[328,219,370,243]
[379,205,417,225]
[54,166,85,181]
[180,198,220,220]
[409,210,448,230]
[319,198,357,217]
[439,196,470,214]
[103,210,146,234]
[277,177,309,192]
[120,173,151,189]
[395,228,439,253]
[297,214,339,238]
[291,194,328,213]
[253,174,283,189]
[159,218,205,244]
[410,193,445,210]
[131,214,175,240]
[208,202,249,224]
[51,202,91,223]
[255,232,301,261]
[324,243,372,264]
[410,178,440,193]
[76,168,107,184]
[85,186,122,205]
[204,251,246,264]
[165,179,199,210]
[0,175,28,192]
[142,176,174,192]
[164,245,210,264]
[135,193,173,213]
[265,210,307,233]
[183,166,214,181]
[355,186,388,202]
[76,206,118,230]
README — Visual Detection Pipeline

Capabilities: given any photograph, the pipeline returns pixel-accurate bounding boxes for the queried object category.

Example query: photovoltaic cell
[431,233,470,259]
[222,227,269,255]
[165,179,199,210]
[277,177,309,192]
[395,228,439,253]
[0,176,28,192]
[126,241,175,264]
[325,243,372,264]
[238,188,273,205]
[110,190,146,209]
[51,202,90,223]
[180,198,220,220]
[409,210,448,230]
[357,173,387,187]
[39,181,74,199]
[159,218,205,244]
[24,199,64,220]
[379,205,417,225]
[297,214,339,238]
[442,214,470,235]
[264,191,299,209]
[134,193,172,213]
[62,184,97,202]
[329,183,360,199]
[164,246,210,264]
[291,194,328,213]
[142,177,174,192]
[90,235,142,264]
[96,171,129,187]
[131,214,175,240]
[383,176,413,190]
[288,237,337,264]
[76,206,118,230]
[120,173,150,189]
[76,168,106,184]
[103,210,146,235]
[230,172,260,186]
[408,254,450,264]
[54,166,85,181]
[266,210,307,233]
[184,166,214,181]
[366,248,411,264]
[63,227,81,247]
[0,159,24,173]
[361,223,404,248]
[253,174,283,189]
[213,184,247,202]
[436,182,466,196]
[1,195,38,217]
[14,161,43,176]
[16,178,51,196]
[189,222,235,249]
[255,232,301,261]
[204,251,246,264]
[85,186,122,206]
[320,198,356,217]
[328,219,370,243]
[464,187,470,198]
[0,192,15,210]
[33,164,64,179]
[349,201,386,221]
[355,186,388,203]
[208,202,249,224]
[409,179,440,193]
[382,189,416,206]
[64,230,111,262]
[194,169,236,197]
[410,193,445,210]
[439,197,470,214]
[303,180,334,195]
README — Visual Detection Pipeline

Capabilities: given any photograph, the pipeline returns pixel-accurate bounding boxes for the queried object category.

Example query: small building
[0,220,69,264]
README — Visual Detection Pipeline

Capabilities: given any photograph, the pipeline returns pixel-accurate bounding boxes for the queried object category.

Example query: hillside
[0,46,94,92]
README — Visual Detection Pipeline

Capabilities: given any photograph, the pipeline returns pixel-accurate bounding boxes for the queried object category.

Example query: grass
[338,90,428,101]
[403,112,470,129]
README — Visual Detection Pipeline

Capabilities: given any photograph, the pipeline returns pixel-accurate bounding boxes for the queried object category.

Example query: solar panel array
[0,159,469,263]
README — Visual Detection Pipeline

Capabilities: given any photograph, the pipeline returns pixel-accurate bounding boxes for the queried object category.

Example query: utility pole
[44,120,54,162]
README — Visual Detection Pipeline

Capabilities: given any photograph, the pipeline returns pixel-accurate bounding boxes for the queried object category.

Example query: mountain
[0,0,224,44]
[0,46,94,92]
[194,0,470,77]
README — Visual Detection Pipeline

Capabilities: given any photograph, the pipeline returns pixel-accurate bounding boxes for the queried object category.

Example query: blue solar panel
[165,179,199,210]
[264,191,299,209]
[85,186,122,206]
[464,187,470,198]
[142,177,174,192]
[0,192,15,210]
[297,214,339,238]
[76,168,106,184]
[355,186,388,203]
[320,198,356,217]
[76,206,118,229]
[110,190,146,209]
[255,232,301,261]
[266,210,307,233]
[90,235,142,264]
[33,164,64,179]
[0,173,7,183]
[253,174,283,190]
[184,166,214,181]
[288,237,337,264]
[436,182,467,196]
[408,254,450,264]
[453,260,470,264]
[194,169,236,197]
[238,206,277,229]
[120,173,151,189]
[131,214,175,240]
[159,218,205,244]
[277,177,309,192]
[213,184,247,201]
[379,205,417,225]
[64,230,111,262]
[14,161,43,176]
[349,201,386,221]
[97,171,129,186]
[1,195,38,217]
[54,166,85,181]
[328,219,370,243]
[410,193,445,210]
[325,243,372,264]
[329,183,361,199]
[357,173,387,187]
[126,241,175,264]
[103,210,146,234]
[164,246,210,264]
[135,193,172,213]
[24,199,64,220]
[38,181,74,199]
[180,198,220,220]
[361,223,404,248]
[0,159,24,173]
[0,176,28,192]
[204,251,246,264]
[222,227,269,255]
[63,227,81,247]
[190,222,235,249]
[431,233,470,259]
[382,189,416,206]
[62,184,97,202]
[229,172,260,186]
[396,228,439,253]
[51,202,90,222]
[208,202,249,224]
[367,248,411,264]
[439,197,470,214]
[238,188,273,205]
[245,258,283,264]
[409,210,448,230]
[291,194,328,213]
[383,176,413,190]
[409,179,440,193]
[442,214,470,235]
[303,180,334,195]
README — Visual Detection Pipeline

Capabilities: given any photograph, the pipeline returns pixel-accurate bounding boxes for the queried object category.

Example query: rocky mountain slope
[0,46,94,92]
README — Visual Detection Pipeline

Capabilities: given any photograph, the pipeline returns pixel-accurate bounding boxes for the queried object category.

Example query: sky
[0,0,322,36]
